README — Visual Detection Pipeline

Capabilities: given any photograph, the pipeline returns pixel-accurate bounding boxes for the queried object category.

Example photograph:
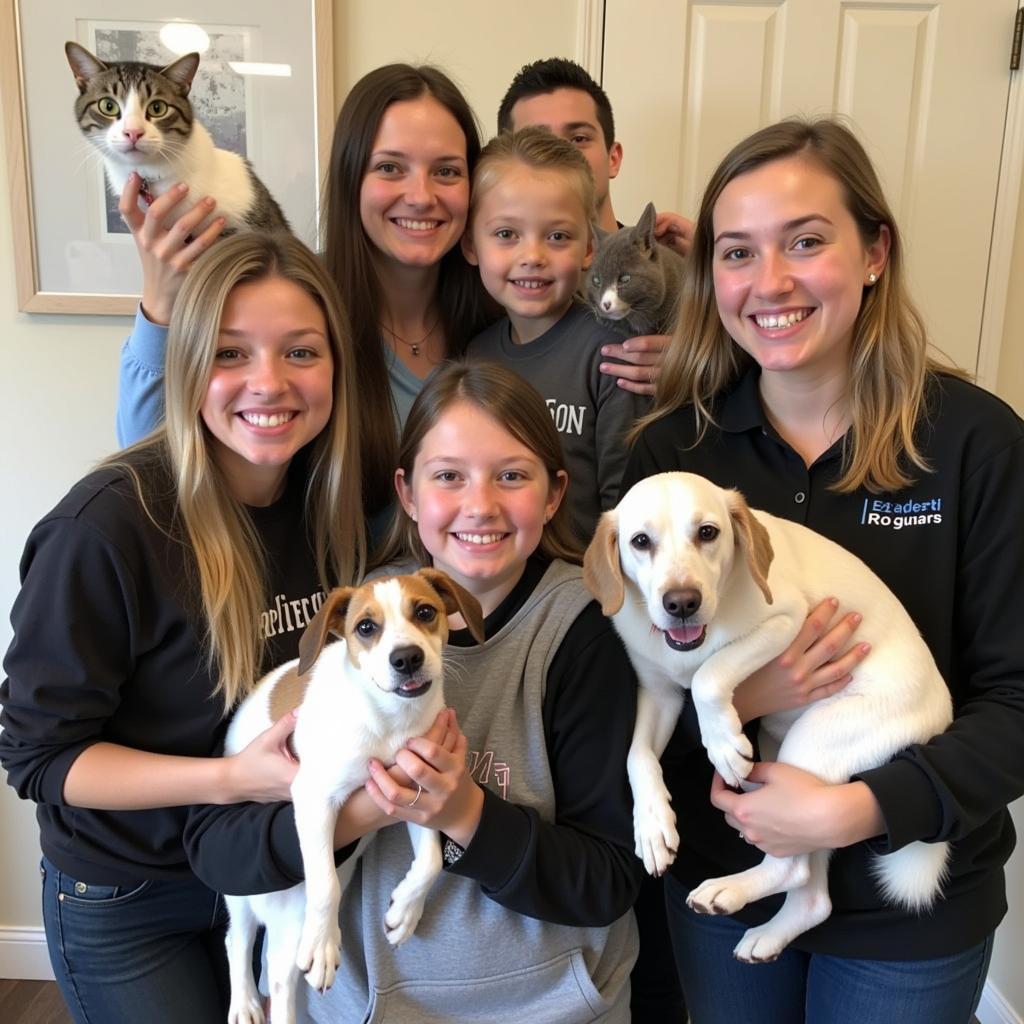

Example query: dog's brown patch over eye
[399,577,447,638]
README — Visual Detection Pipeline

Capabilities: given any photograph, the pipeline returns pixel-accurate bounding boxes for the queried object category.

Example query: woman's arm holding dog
[732,598,867,723]
[710,765,884,856]
[183,712,455,895]
[370,604,643,927]
[717,431,1024,858]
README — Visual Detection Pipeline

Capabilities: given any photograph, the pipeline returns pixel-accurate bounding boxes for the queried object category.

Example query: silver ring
[407,784,423,808]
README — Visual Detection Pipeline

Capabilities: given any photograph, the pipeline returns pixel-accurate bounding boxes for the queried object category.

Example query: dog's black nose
[389,645,424,675]
[663,588,701,619]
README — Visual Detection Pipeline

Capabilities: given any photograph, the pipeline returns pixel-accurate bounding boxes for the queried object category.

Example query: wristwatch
[442,834,465,867]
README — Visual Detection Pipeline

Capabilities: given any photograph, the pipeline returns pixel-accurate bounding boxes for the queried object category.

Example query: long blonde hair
[373,361,582,570]
[638,117,961,493]
[110,234,365,710]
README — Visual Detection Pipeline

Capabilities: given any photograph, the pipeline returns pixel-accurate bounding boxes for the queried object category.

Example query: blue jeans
[41,857,230,1024]
[664,873,992,1024]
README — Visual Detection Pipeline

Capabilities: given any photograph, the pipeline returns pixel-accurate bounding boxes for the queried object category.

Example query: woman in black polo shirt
[622,119,1024,1024]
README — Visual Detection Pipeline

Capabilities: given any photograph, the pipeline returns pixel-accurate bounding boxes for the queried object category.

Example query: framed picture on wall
[0,0,334,315]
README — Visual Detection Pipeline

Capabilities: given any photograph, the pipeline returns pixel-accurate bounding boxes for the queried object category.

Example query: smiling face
[358,93,470,274]
[395,400,567,615]
[711,155,889,386]
[463,164,592,343]
[200,276,333,506]
[509,87,621,224]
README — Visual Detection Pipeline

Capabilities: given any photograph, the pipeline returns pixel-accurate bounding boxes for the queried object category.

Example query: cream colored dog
[584,472,952,962]
[222,569,483,1024]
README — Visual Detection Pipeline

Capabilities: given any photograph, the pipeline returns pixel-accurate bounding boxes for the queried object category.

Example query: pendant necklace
[380,317,440,358]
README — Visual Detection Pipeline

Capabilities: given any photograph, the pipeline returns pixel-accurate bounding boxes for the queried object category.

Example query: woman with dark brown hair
[115,63,493,513]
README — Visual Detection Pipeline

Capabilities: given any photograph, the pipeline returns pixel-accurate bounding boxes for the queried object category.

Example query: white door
[603,0,1021,374]
[331,0,602,142]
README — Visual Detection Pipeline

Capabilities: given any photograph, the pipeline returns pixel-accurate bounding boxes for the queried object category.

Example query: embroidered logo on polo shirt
[860,497,943,530]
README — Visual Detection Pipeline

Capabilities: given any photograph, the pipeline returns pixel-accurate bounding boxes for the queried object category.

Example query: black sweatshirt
[0,453,324,885]
[183,556,644,927]
[620,369,1024,959]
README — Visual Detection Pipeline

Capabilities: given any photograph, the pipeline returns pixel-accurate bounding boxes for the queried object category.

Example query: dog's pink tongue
[667,625,704,644]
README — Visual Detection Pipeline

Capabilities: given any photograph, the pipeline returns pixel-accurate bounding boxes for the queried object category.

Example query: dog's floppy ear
[583,510,625,615]
[298,586,355,675]
[417,567,486,645]
[727,492,774,605]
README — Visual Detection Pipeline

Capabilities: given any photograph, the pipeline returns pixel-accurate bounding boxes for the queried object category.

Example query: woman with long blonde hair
[622,118,1024,1022]
[0,233,373,1024]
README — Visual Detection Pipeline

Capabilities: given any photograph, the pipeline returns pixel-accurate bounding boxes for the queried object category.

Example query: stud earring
[867,272,878,284]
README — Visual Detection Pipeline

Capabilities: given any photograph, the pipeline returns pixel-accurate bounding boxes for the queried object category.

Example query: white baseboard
[977,980,1023,1024]
[0,926,54,980]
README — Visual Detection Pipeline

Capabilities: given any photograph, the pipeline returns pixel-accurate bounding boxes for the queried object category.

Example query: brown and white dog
[222,568,484,1024]
[584,472,952,962]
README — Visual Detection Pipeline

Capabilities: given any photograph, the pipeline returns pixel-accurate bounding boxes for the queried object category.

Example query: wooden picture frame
[0,0,333,314]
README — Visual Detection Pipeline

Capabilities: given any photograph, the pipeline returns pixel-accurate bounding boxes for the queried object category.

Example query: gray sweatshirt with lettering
[467,302,644,541]
[299,560,638,1024]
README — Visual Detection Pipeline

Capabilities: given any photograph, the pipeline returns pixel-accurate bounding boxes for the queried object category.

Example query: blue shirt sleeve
[116,306,168,447]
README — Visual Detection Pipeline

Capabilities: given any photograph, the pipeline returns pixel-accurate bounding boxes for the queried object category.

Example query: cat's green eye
[147,100,168,117]
[97,98,120,117]
[591,274,600,285]
[618,273,631,284]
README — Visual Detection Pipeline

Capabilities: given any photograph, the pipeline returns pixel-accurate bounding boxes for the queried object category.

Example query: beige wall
[0,120,128,930]
[1,2,1022,1010]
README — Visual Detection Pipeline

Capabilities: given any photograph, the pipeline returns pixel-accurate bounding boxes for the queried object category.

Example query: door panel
[604,0,1018,372]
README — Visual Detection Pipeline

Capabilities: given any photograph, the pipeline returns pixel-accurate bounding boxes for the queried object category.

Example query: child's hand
[364,709,484,847]
[600,335,667,395]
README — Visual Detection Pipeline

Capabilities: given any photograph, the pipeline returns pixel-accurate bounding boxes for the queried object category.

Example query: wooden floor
[0,978,986,1023]
[0,980,73,1024]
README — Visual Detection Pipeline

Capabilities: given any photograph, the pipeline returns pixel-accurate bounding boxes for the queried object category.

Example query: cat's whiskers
[71,139,109,179]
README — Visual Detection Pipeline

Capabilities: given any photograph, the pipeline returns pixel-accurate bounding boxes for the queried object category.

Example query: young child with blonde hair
[464,126,642,541]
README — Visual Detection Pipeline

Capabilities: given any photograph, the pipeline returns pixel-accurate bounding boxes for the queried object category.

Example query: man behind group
[498,58,692,399]
[498,57,693,250]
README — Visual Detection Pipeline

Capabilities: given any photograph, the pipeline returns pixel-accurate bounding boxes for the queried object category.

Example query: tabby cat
[65,41,289,233]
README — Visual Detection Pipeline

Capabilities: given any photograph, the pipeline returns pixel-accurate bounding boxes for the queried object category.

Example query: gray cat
[65,41,289,234]
[586,202,684,335]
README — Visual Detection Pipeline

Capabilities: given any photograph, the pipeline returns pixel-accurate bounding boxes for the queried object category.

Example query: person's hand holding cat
[600,335,667,396]
[119,174,226,325]
[654,210,695,257]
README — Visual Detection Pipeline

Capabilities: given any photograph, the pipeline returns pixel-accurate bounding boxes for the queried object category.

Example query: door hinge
[1012,7,1023,71]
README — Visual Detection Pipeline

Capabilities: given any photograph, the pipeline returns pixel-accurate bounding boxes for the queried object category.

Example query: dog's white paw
[703,730,754,788]
[297,920,341,993]
[633,796,679,877]
[384,889,428,946]
[227,997,266,1024]
[732,923,788,963]
[687,875,752,916]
